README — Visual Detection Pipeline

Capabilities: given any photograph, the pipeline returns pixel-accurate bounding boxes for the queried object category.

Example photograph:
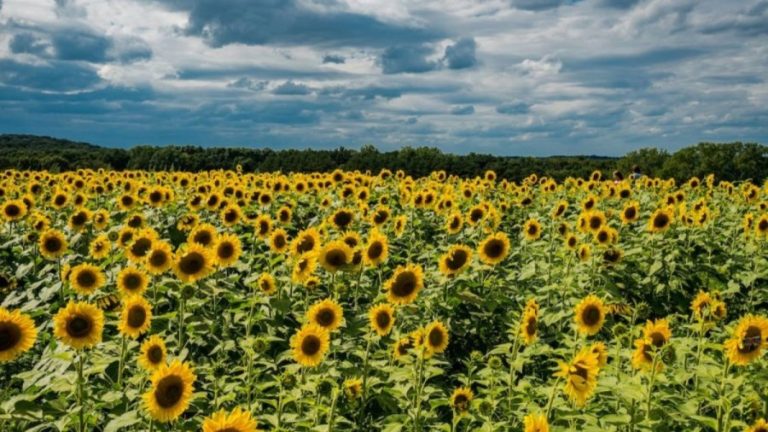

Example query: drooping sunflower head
[364,231,389,267]
[290,324,330,367]
[424,320,449,355]
[0,308,37,362]
[439,244,473,277]
[368,303,395,337]
[523,412,549,432]
[307,298,344,332]
[143,360,196,423]
[39,229,68,260]
[523,218,543,241]
[553,347,600,407]
[385,263,424,305]
[214,233,242,267]
[520,308,538,345]
[318,240,353,273]
[118,285,150,324]
[589,342,608,368]
[202,407,260,432]
[724,315,768,366]
[139,335,167,371]
[478,232,510,266]
[450,387,473,415]
[53,301,104,350]
[173,243,214,284]
[574,295,606,336]
[69,263,106,295]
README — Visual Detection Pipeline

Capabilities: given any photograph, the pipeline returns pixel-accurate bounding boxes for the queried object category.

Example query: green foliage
[1,134,766,182]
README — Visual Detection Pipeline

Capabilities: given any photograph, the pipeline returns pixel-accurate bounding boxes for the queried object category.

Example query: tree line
[1,134,766,182]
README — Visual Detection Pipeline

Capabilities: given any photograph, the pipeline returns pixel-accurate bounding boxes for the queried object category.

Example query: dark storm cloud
[322,54,346,64]
[153,0,443,48]
[380,45,438,74]
[443,38,477,70]
[0,59,101,91]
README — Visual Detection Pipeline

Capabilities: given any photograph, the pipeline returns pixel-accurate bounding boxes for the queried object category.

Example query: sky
[0,0,766,156]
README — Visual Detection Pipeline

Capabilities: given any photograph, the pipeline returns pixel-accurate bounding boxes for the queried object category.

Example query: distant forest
[1,134,766,182]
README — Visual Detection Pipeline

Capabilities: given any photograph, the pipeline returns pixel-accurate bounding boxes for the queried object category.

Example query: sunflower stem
[644,354,660,420]
[117,335,128,388]
[76,351,86,432]
[413,353,426,431]
[545,377,562,420]
[361,334,374,400]
[177,293,186,349]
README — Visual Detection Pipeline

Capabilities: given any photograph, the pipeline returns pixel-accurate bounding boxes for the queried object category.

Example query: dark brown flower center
[154,375,184,408]
[581,305,601,326]
[147,345,163,364]
[127,305,147,328]
[653,213,669,229]
[179,252,205,275]
[428,327,444,348]
[325,249,348,267]
[367,242,383,260]
[445,249,468,271]
[375,311,391,329]
[315,308,336,327]
[217,242,235,260]
[131,238,152,257]
[0,322,22,351]
[483,239,505,259]
[149,251,168,268]
[301,335,321,356]
[740,326,762,354]
[391,271,417,298]
[76,270,97,289]
[333,211,353,228]
[67,315,92,338]
[44,236,63,253]
[193,231,212,246]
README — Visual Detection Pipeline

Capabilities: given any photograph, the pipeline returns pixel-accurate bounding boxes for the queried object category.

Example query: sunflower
[523,218,542,241]
[126,229,156,262]
[143,360,196,423]
[439,244,473,277]
[214,233,242,267]
[589,342,608,368]
[173,243,215,283]
[467,204,486,226]
[189,223,218,248]
[553,348,600,407]
[291,324,330,367]
[755,214,768,238]
[118,266,149,297]
[53,301,104,350]
[424,320,449,355]
[257,273,276,296]
[202,407,260,432]
[89,234,111,259]
[582,210,606,233]
[68,207,91,231]
[318,240,353,273]
[139,335,167,371]
[145,242,173,275]
[564,234,578,250]
[393,337,414,360]
[220,204,242,227]
[445,212,463,234]
[574,295,606,336]
[724,315,768,366]
[118,296,153,339]
[747,419,768,432]
[307,298,344,332]
[0,308,37,362]
[523,412,549,432]
[329,208,355,230]
[648,208,674,233]
[368,303,395,336]
[520,308,538,345]
[371,206,391,226]
[69,263,106,295]
[2,199,27,222]
[364,230,389,267]
[291,227,321,256]
[385,263,424,305]
[117,226,135,249]
[39,229,68,260]
[631,320,671,371]
[577,244,592,262]
[450,387,473,415]
[291,253,317,284]
[344,377,363,400]
[477,232,510,266]
[269,228,289,254]
[621,201,640,224]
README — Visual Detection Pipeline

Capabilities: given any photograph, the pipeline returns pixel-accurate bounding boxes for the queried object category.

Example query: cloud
[155,0,443,48]
[9,33,50,56]
[510,0,570,11]
[322,54,346,64]
[698,1,768,36]
[496,102,529,114]
[443,38,477,70]
[380,45,438,74]
[451,105,475,115]
[227,77,269,91]
[51,29,112,62]
[272,81,313,95]
[517,55,562,76]
[0,59,101,91]
[597,0,642,9]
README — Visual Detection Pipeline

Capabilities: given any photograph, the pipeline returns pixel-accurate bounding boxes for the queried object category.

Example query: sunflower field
[1,168,768,432]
